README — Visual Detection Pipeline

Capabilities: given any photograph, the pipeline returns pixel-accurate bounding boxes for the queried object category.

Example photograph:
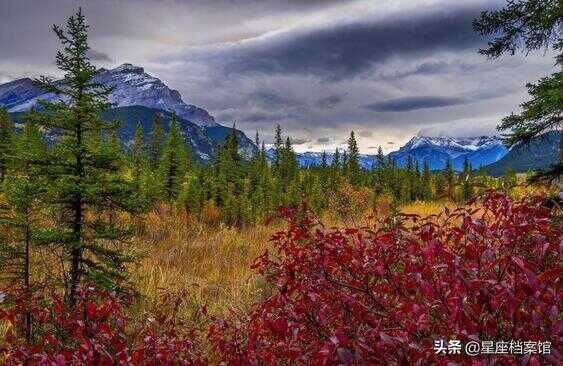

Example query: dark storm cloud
[87,49,112,62]
[316,94,345,109]
[364,96,469,112]
[363,86,515,112]
[251,90,302,108]
[205,3,491,80]
[290,138,311,145]
[1,0,552,151]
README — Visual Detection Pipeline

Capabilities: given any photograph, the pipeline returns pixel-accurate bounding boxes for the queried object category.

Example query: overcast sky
[0,0,557,152]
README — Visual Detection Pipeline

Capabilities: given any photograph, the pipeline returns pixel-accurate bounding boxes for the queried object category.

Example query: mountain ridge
[1,63,217,127]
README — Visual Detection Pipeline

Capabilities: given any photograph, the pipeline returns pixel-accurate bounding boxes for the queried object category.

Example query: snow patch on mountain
[389,135,507,170]
[0,63,217,127]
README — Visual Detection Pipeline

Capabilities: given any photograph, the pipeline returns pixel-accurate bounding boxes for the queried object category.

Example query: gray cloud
[201,3,492,81]
[364,96,469,112]
[316,94,345,109]
[290,137,311,145]
[0,0,555,153]
[358,130,373,137]
[87,49,112,62]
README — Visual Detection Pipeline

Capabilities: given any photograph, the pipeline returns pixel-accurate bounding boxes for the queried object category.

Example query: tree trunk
[24,221,32,342]
[69,108,84,308]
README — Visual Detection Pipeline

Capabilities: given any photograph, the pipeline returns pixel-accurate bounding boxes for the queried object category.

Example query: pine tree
[320,151,328,169]
[332,148,340,171]
[159,115,188,200]
[0,108,14,183]
[376,146,385,168]
[421,161,433,201]
[460,157,474,202]
[273,124,283,171]
[215,126,247,226]
[444,159,455,200]
[149,114,164,169]
[0,113,46,340]
[131,122,145,183]
[347,131,360,185]
[32,9,145,305]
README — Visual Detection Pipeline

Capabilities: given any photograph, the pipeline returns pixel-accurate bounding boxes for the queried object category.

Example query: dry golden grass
[130,205,280,320]
[2,182,555,324]
[129,199,460,320]
[400,200,457,217]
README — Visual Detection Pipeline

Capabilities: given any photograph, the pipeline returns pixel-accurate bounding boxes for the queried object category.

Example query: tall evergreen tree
[131,122,145,183]
[149,114,164,169]
[159,116,188,200]
[0,114,46,341]
[273,124,283,171]
[347,131,360,185]
[332,148,340,171]
[32,9,145,305]
[421,161,433,201]
[0,108,14,183]
[444,159,455,200]
[376,146,385,168]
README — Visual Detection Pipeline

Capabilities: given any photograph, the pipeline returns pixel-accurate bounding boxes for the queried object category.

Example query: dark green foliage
[158,116,189,200]
[0,111,47,341]
[29,9,146,305]
[0,108,14,182]
[444,160,455,200]
[131,122,145,183]
[473,0,562,59]
[474,0,562,180]
[149,114,164,169]
[346,131,360,185]
[460,157,474,202]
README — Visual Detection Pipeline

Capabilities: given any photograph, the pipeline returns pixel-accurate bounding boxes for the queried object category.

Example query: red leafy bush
[211,191,562,365]
[1,192,561,365]
[0,287,207,365]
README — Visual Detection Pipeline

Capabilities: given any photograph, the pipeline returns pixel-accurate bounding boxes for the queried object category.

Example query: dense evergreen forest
[1,106,517,229]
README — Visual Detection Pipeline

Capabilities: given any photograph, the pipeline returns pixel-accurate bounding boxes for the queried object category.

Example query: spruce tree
[376,146,385,168]
[421,161,433,201]
[444,159,455,200]
[0,113,46,340]
[131,122,145,183]
[273,124,283,171]
[0,108,14,183]
[347,131,360,185]
[332,148,340,171]
[159,115,188,200]
[149,114,164,169]
[32,9,144,305]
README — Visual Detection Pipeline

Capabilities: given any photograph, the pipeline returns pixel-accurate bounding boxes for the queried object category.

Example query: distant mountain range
[289,136,508,171]
[485,131,561,176]
[0,63,256,162]
[387,136,508,170]
[0,63,558,172]
[267,149,376,169]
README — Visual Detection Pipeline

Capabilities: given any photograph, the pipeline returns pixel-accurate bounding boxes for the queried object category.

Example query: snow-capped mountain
[388,136,508,170]
[266,149,375,169]
[283,136,506,171]
[0,63,216,127]
[1,64,257,161]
